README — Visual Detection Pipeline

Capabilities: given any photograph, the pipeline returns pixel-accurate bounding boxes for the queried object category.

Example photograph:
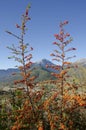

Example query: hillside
[0,58,86,87]
[68,58,86,83]
[0,59,56,86]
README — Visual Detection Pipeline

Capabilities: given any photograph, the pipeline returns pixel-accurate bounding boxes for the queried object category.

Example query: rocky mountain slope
[0,58,86,85]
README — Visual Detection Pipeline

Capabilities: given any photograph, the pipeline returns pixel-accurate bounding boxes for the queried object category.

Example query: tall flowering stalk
[52,21,76,121]
[44,20,86,130]
[6,5,46,130]
[45,20,83,129]
[6,4,38,128]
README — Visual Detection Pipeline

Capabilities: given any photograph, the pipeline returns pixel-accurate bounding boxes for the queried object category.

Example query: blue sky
[0,0,86,69]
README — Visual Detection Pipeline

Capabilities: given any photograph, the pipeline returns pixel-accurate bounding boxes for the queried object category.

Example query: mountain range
[0,58,86,86]
[74,58,86,67]
[0,59,55,85]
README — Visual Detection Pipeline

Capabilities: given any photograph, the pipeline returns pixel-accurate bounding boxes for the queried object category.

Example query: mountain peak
[35,59,54,66]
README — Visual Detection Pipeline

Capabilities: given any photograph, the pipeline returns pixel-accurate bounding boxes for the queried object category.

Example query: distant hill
[74,58,86,67]
[69,58,86,82]
[0,58,86,86]
[0,59,56,85]
[0,68,19,84]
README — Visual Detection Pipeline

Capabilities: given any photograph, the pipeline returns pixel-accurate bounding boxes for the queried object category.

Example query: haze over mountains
[0,58,86,85]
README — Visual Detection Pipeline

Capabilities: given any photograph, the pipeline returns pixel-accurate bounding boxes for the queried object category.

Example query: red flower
[53,42,57,44]
[66,33,70,37]
[65,47,76,52]
[72,48,76,50]
[59,37,63,42]
[60,22,64,27]
[54,34,59,39]
[30,47,33,50]
[27,17,31,20]
[50,53,55,56]
[16,24,20,28]
[60,31,64,35]
[26,8,28,16]
[63,20,69,25]
[53,42,60,46]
